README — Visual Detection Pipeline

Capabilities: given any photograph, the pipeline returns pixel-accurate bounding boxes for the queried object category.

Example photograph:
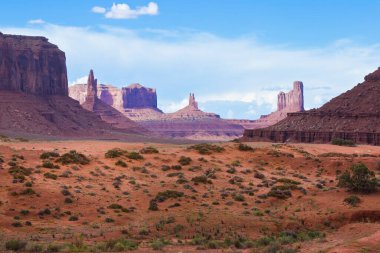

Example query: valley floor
[0,138,379,252]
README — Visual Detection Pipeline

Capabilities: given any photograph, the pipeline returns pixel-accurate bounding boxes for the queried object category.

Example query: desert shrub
[338,163,378,193]
[344,195,361,207]
[331,138,356,147]
[42,160,60,169]
[20,209,29,215]
[69,215,79,221]
[105,148,125,158]
[188,143,225,155]
[40,151,59,159]
[5,240,27,251]
[238,143,254,151]
[276,178,300,185]
[191,175,211,184]
[150,238,170,250]
[105,217,115,223]
[64,197,73,204]
[178,156,192,166]
[148,199,159,211]
[108,203,123,209]
[233,194,245,202]
[254,171,265,179]
[97,239,139,251]
[115,160,127,167]
[140,146,159,154]
[44,172,58,180]
[127,152,144,160]
[56,150,90,165]
[155,190,184,202]
[267,185,295,199]
[319,152,353,157]
[21,188,36,195]
[171,165,182,170]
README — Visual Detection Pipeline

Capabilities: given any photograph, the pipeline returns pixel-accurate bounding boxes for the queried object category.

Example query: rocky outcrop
[122,83,157,109]
[234,81,304,129]
[243,68,380,145]
[81,70,146,133]
[69,82,162,120]
[0,32,68,96]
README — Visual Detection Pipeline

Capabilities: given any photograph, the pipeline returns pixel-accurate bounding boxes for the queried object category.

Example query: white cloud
[28,19,45,24]
[69,76,88,86]
[93,2,159,19]
[2,23,380,119]
[91,6,106,14]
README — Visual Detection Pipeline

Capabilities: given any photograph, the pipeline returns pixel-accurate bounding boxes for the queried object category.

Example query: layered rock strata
[243,68,380,145]
[0,32,68,96]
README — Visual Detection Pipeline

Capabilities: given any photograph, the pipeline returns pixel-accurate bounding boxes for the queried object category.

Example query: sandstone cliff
[122,83,158,109]
[243,68,380,145]
[0,32,68,96]
[80,70,145,133]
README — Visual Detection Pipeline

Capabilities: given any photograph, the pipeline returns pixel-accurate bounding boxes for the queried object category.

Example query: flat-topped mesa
[277,81,304,112]
[122,83,158,109]
[0,32,68,96]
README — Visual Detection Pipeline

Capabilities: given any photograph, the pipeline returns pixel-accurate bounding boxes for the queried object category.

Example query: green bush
[238,143,254,151]
[140,146,159,154]
[44,172,58,180]
[344,195,361,207]
[105,148,125,158]
[178,156,192,165]
[155,190,184,202]
[115,160,127,167]
[188,143,225,155]
[5,240,27,251]
[40,151,60,159]
[338,163,378,193]
[56,150,90,165]
[127,152,144,160]
[331,138,356,147]
[191,175,211,184]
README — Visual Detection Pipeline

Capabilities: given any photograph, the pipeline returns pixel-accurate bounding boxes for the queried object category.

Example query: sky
[1,0,380,119]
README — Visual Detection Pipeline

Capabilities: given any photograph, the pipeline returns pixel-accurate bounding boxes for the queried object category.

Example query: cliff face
[0,32,68,96]
[122,83,157,109]
[277,81,304,112]
[243,68,380,145]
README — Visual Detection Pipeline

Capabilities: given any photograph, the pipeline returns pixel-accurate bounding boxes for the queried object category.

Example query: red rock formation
[0,32,68,96]
[122,83,158,109]
[233,81,304,129]
[81,70,146,133]
[0,33,148,139]
[243,67,380,145]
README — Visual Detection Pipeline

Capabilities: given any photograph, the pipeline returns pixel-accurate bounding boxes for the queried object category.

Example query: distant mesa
[243,67,380,145]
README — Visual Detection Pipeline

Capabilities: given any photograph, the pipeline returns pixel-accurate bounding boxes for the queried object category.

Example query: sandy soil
[0,139,379,252]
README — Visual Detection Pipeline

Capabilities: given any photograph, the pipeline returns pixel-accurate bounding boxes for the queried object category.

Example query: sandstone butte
[243,67,380,145]
[229,81,304,129]
[0,32,148,139]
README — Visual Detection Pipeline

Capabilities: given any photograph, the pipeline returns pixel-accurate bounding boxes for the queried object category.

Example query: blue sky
[1,1,380,118]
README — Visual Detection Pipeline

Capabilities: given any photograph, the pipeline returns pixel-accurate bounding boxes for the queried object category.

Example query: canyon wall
[0,32,68,96]
[122,84,158,109]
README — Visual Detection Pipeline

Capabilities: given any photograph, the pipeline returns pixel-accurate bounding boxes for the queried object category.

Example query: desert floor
[0,138,379,252]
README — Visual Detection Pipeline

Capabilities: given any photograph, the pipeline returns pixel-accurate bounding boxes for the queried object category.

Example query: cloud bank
[92,2,159,19]
[2,23,380,119]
